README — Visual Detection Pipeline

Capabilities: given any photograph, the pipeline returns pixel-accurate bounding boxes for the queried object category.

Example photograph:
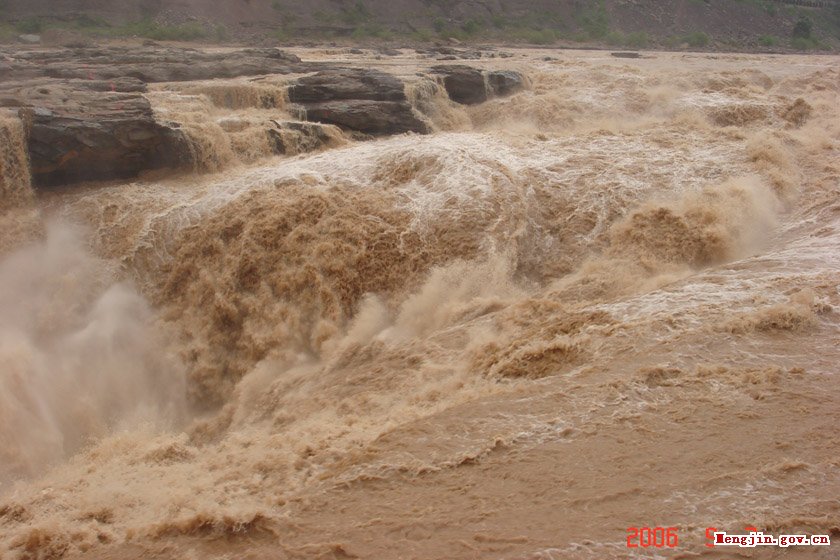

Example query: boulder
[486,70,526,97]
[288,68,406,103]
[431,65,486,105]
[431,65,526,105]
[289,68,428,135]
[301,100,429,136]
[6,84,188,186]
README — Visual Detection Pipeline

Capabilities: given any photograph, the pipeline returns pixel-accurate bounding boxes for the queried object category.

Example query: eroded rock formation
[0,46,526,186]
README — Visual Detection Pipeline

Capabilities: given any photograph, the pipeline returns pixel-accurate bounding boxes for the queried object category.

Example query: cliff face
[1,0,839,47]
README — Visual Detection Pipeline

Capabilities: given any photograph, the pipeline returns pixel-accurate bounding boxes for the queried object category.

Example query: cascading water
[1,49,839,560]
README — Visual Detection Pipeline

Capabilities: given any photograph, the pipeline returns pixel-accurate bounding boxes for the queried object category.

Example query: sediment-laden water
[0,49,838,559]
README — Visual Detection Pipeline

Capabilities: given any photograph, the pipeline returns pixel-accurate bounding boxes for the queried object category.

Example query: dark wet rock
[5,85,187,186]
[431,65,527,105]
[288,68,406,103]
[486,70,526,97]
[289,68,428,135]
[302,100,429,136]
[431,65,486,105]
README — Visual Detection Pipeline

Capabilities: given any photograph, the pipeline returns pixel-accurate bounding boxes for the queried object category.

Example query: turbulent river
[0,48,839,559]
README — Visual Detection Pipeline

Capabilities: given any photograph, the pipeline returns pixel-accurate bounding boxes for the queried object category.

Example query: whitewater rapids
[0,48,839,559]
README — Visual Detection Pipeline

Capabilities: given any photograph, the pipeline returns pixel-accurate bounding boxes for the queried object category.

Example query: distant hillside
[2,0,839,51]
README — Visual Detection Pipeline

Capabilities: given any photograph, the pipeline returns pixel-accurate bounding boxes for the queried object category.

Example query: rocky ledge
[430,65,528,105]
[3,80,186,185]
[0,46,527,187]
[288,68,429,136]
[1,46,304,83]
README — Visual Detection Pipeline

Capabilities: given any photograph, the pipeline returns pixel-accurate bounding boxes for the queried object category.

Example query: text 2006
[626,527,679,548]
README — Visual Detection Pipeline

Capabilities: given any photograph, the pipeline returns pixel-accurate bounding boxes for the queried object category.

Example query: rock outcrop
[1,47,304,83]
[288,68,406,103]
[301,100,429,136]
[0,46,309,185]
[486,70,526,98]
[0,46,526,187]
[289,68,429,135]
[430,65,527,105]
[4,83,187,186]
[430,65,487,105]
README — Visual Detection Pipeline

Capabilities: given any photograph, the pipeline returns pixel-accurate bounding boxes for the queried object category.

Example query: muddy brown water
[0,48,839,559]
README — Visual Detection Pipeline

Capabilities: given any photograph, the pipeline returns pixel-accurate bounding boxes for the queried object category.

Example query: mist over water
[0,222,186,490]
[0,114,185,491]
[0,50,839,559]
